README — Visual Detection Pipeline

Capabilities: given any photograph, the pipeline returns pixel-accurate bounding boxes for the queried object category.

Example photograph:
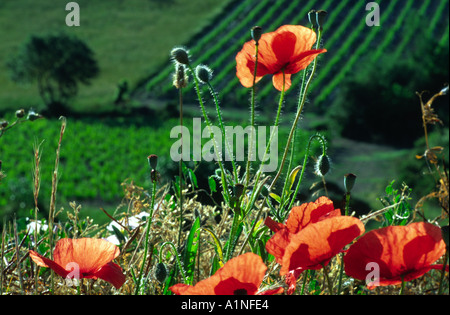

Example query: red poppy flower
[29,238,125,289]
[344,222,448,289]
[169,253,283,295]
[280,216,365,276]
[265,196,341,264]
[236,25,327,91]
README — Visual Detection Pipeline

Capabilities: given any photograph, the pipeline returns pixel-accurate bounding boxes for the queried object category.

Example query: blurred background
[0,0,448,227]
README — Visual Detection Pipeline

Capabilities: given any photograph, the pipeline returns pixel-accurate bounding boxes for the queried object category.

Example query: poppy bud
[315,154,330,177]
[155,262,168,283]
[316,10,328,30]
[440,85,449,95]
[15,109,25,118]
[172,63,188,89]
[442,225,449,249]
[344,173,357,193]
[251,26,262,43]
[0,120,8,129]
[308,10,316,28]
[195,64,213,84]
[27,109,41,121]
[148,154,158,170]
[170,47,190,65]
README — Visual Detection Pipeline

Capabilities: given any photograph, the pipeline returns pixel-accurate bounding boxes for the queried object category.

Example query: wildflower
[235,25,326,91]
[29,238,125,289]
[344,222,448,289]
[265,196,340,264]
[169,253,283,295]
[280,216,364,275]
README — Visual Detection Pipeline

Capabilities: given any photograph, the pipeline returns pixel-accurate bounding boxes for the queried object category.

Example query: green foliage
[378,180,413,226]
[326,34,449,147]
[7,33,99,116]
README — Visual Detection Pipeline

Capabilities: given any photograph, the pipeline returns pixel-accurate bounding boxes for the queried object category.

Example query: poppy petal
[93,262,126,289]
[272,72,291,91]
[280,216,364,275]
[29,250,69,278]
[344,222,447,289]
[286,196,339,234]
[53,238,120,275]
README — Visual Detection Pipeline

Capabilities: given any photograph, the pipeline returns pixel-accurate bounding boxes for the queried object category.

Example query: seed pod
[148,154,158,170]
[308,10,316,27]
[344,173,357,193]
[251,26,262,43]
[316,10,328,30]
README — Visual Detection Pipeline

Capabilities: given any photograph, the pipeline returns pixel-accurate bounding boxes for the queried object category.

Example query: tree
[7,33,99,116]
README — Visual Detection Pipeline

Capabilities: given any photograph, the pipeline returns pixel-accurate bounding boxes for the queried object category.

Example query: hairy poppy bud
[316,10,328,30]
[170,47,190,65]
[315,154,330,177]
[155,262,168,283]
[15,109,25,118]
[172,63,188,89]
[27,109,41,121]
[195,64,213,84]
[344,173,357,193]
[251,26,262,43]
[308,10,316,28]
[148,154,158,170]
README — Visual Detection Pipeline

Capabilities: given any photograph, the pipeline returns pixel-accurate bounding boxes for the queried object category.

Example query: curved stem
[159,241,187,283]
[188,64,230,202]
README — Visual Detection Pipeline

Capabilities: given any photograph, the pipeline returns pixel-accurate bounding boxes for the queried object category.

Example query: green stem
[399,276,405,295]
[322,263,333,294]
[268,27,324,193]
[135,180,157,295]
[244,71,285,216]
[207,82,238,182]
[244,42,259,189]
[160,241,187,282]
[287,134,327,214]
[188,64,231,203]
[178,87,184,249]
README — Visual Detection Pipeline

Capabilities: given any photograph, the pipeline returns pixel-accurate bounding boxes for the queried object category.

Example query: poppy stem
[268,28,324,192]
[322,263,334,295]
[188,64,231,204]
[207,82,238,183]
[244,42,259,191]
[135,179,157,295]
[399,276,405,295]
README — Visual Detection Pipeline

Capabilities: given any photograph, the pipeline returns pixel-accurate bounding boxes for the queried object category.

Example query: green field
[1,0,449,225]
